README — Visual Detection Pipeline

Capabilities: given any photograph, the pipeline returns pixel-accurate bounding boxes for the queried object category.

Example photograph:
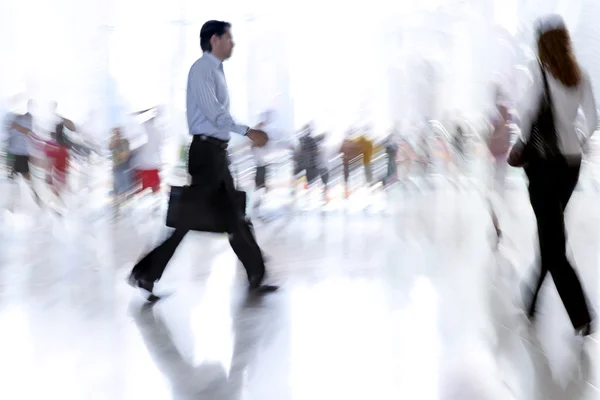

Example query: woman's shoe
[576,322,592,337]
[127,274,160,303]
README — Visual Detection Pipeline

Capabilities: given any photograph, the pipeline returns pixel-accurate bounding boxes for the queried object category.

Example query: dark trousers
[255,165,267,188]
[294,164,328,187]
[343,160,372,185]
[385,146,397,184]
[525,157,591,329]
[131,137,266,284]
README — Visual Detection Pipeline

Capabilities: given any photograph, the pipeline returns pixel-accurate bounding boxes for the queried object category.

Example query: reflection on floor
[0,179,598,399]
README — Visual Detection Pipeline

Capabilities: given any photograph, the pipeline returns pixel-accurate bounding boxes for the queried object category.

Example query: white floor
[0,166,598,399]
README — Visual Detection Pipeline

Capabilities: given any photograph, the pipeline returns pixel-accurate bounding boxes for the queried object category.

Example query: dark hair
[200,20,231,52]
[55,123,68,146]
[538,29,581,87]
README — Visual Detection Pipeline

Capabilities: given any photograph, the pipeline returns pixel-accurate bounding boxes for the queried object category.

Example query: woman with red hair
[514,15,596,336]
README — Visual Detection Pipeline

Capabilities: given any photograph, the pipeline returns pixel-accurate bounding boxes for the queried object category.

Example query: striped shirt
[186,52,248,141]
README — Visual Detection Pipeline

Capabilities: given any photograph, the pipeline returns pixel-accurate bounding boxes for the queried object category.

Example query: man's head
[200,20,234,61]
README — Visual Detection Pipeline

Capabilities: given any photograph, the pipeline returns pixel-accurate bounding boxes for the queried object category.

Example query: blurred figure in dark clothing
[516,15,595,336]
[383,128,399,186]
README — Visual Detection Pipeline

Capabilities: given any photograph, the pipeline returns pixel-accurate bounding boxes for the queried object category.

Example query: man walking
[128,20,277,301]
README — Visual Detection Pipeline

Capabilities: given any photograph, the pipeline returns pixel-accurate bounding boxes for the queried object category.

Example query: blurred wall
[1,0,597,142]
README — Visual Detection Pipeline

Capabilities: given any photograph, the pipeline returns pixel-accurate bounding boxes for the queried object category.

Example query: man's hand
[62,118,76,132]
[247,129,268,147]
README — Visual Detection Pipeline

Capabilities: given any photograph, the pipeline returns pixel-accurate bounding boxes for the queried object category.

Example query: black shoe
[127,274,160,303]
[252,284,279,294]
[248,274,279,294]
[576,322,593,337]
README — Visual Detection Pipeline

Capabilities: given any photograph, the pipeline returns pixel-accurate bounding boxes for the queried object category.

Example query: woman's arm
[580,72,597,139]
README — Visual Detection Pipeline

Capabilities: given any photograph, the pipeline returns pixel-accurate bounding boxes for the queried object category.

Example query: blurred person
[49,101,91,158]
[488,93,512,237]
[49,101,77,133]
[251,109,298,211]
[416,131,432,177]
[46,103,78,197]
[314,131,330,195]
[4,99,42,208]
[439,134,453,174]
[452,124,468,174]
[383,127,399,186]
[252,109,277,192]
[131,106,165,196]
[512,15,596,336]
[44,127,70,200]
[293,123,328,194]
[110,127,132,210]
[128,20,277,300]
[340,127,374,197]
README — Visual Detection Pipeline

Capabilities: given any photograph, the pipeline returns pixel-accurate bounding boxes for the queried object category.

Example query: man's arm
[10,121,32,135]
[60,117,76,132]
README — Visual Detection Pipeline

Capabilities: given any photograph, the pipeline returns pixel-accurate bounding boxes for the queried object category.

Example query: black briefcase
[166,185,247,233]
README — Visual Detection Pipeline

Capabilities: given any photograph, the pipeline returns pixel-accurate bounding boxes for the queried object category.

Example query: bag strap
[538,61,560,153]
[539,61,552,105]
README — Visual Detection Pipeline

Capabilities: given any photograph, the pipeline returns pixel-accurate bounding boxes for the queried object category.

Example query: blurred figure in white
[3,99,43,209]
[131,106,165,198]
[252,109,277,192]
[251,109,295,212]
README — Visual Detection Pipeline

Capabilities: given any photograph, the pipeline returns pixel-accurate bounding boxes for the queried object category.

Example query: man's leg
[182,138,274,291]
[305,167,318,187]
[255,165,267,190]
[130,228,189,283]
[221,158,268,287]
[128,142,203,299]
[21,156,42,207]
[320,168,329,201]
[6,155,16,209]
[343,161,350,197]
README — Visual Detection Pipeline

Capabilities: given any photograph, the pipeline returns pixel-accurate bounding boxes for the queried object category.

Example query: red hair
[538,29,581,88]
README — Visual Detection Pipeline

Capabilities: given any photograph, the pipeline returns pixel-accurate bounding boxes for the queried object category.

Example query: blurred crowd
[1,95,518,218]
